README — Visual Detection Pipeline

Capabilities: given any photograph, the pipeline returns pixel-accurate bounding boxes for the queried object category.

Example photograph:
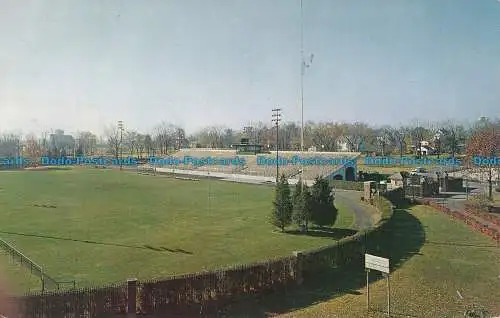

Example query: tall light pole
[300,0,313,184]
[272,108,282,184]
[118,120,124,170]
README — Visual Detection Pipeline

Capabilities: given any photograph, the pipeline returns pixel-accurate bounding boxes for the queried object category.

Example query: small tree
[302,185,313,231]
[466,125,499,200]
[310,176,338,227]
[271,174,293,232]
[292,179,313,232]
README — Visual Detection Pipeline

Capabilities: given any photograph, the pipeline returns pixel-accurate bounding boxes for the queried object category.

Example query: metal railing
[0,238,61,291]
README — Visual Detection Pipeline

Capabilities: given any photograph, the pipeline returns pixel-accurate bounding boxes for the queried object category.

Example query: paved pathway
[335,191,376,230]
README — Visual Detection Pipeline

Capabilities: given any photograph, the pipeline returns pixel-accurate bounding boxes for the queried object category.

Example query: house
[336,139,350,152]
[411,141,435,156]
[389,172,404,187]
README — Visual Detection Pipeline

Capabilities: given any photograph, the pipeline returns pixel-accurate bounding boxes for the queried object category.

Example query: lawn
[267,205,500,318]
[0,168,356,292]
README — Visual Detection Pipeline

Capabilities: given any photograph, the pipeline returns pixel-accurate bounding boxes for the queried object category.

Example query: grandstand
[143,149,361,182]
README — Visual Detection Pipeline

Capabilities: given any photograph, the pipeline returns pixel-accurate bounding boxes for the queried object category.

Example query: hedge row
[329,180,364,191]
[419,199,499,243]
[463,203,500,227]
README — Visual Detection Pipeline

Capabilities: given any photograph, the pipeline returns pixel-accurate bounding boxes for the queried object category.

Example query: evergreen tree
[302,185,313,231]
[270,173,293,232]
[292,179,313,232]
[310,176,338,227]
[292,179,305,229]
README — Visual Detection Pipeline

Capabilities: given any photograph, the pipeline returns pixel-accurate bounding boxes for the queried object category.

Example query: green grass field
[267,205,500,318]
[0,168,356,292]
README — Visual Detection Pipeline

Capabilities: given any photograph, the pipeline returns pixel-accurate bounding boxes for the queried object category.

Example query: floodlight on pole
[300,0,313,187]
[118,120,124,170]
[272,108,282,184]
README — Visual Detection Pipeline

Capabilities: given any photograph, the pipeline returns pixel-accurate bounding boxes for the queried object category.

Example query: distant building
[49,130,75,156]
[389,172,404,187]
[336,139,350,152]
[411,141,435,156]
[0,137,19,157]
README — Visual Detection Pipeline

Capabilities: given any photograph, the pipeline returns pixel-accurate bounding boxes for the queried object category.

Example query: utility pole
[118,120,124,170]
[272,108,282,184]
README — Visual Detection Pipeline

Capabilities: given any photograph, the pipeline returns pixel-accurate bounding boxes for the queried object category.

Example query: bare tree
[40,131,50,155]
[153,122,177,154]
[135,134,146,158]
[342,122,371,152]
[144,134,154,157]
[466,123,499,200]
[389,127,407,158]
[375,126,392,156]
[104,125,121,159]
[311,122,345,152]
[125,130,139,156]
[175,127,186,150]
[206,126,224,148]
[438,121,466,158]
[24,133,42,157]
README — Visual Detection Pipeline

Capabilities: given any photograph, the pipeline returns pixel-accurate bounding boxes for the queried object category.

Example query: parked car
[411,167,427,174]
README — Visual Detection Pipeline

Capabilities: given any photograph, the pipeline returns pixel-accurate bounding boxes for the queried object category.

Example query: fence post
[293,251,303,285]
[127,278,137,316]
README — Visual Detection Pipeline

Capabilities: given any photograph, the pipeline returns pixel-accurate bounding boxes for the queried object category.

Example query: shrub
[311,177,338,226]
[329,180,364,191]
[270,174,293,232]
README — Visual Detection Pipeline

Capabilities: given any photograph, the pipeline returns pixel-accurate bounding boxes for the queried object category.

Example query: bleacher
[152,149,361,180]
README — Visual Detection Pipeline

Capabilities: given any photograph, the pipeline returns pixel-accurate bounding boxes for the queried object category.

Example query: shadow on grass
[0,230,193,255]
[143,245,193,255]
[226,205,426,317]
[285,227,357,240]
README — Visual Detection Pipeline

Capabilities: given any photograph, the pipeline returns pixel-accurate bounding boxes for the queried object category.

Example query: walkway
[335,191,377,230]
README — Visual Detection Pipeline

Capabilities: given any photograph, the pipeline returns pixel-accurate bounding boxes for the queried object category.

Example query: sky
[0,0,499,136]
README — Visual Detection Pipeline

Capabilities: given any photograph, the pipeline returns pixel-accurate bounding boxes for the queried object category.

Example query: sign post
[386,273,390,316]
[365,253,390,316]
[366,269,370,313]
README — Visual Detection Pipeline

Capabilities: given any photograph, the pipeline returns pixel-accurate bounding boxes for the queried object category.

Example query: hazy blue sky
[1,0,499,135]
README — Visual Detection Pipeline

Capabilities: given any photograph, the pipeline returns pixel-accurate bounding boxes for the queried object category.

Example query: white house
[412,141,435,156]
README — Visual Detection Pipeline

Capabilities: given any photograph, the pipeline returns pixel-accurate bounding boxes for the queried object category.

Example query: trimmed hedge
[330,180,364,191]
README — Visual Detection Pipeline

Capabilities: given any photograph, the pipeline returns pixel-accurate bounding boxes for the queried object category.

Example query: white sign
[365,253,389,273]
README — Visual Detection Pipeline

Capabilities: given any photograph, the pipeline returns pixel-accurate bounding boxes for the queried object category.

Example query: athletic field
[0,168,356,292]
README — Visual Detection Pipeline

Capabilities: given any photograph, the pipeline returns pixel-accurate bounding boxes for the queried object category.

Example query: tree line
[0,118,498,160]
